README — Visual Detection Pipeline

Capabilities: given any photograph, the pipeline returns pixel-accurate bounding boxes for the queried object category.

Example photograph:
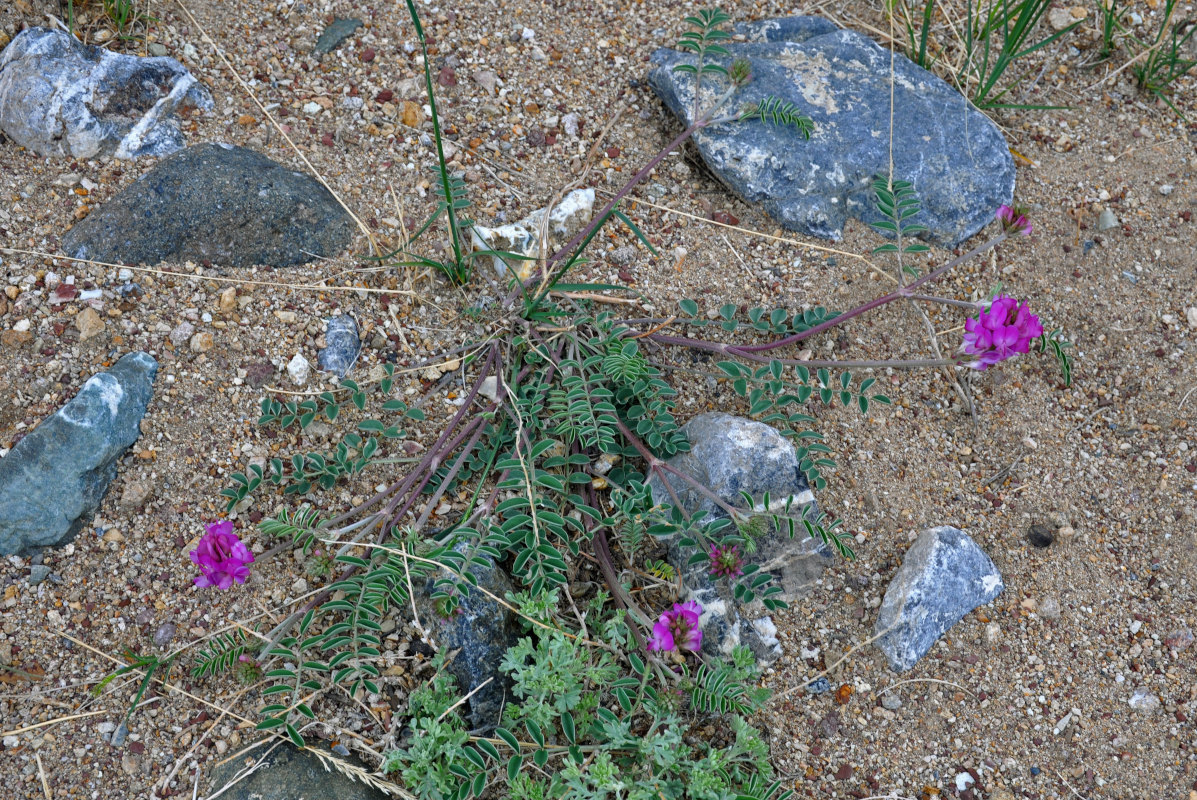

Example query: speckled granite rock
[62,143,355,267]
[0,352,157,555]
[648,16,1015,248]
[648,412,832,663]
[317,315,360,377]
[875,525,1004,672]
[0,27,211,159]
[413,543,520,730]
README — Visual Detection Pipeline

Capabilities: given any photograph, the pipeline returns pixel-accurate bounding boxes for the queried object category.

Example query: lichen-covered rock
[0,352,157,555]
[648,412,832,663]
[875,526,1004,672]
[61,143,355,268]
[0,27,212,159]
[648,16,1015,248]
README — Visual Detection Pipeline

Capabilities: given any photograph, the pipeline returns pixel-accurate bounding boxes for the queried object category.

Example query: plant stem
[908,294,982,309]
[731,231,1007,354]
[505,87,737,310]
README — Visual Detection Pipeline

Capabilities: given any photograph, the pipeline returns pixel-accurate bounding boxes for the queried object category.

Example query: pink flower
[961,295,1043,370]
[648,600,703,653]
[190,521,254,589]
[996,204,1032,236]
[708,544,744,579]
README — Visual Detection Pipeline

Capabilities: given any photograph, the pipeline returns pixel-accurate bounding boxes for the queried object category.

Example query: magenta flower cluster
[649,600,703,654]
[962,295,1043,370]
[190,521,254,589]
[996,204,1032,236]
[708,543,744,579]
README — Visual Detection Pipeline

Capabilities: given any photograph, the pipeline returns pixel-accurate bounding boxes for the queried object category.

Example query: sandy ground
[1,0,1196,798]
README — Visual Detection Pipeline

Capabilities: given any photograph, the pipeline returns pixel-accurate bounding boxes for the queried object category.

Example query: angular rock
[0,352,157,555]
[413,543,520,730]
[62,143,355,268]
[470,188,594,279]
[206,743,391,800]
[317,315,360,377]
[75,307,105,341]
[648,16,1016,248]
[314,18,363,55]
[875,526,1004,672]
[286,353,310,386]
[0,27,212,159]
[648,412,832,663]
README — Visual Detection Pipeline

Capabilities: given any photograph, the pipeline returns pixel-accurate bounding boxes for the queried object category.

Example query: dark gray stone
[317,316,360,377]
[27,565,51,586]
[648,16,1016,248]
[875,525,1004,672]
[1027,523,1054,548]
[206,743,391,800]
[314,18,364,55]
[648,412,832,663]
[413,543,519,730]
[62,143,355,268]
[0,352,157,556]
[806,676,832,695]
[0,27,212,159]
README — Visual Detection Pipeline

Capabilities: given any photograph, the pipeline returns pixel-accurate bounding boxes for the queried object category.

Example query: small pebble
[153,622,176,647]
[28,564,52,586]
[1027,523,1054,548]
[1097,208,1119,231]
[287,353,311,386]
[1128,687,1159,711]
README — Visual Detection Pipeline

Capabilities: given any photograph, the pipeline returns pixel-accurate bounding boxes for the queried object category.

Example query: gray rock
[168,321,195,346]
[648,16,1016,248]
[206,743,391,800]
[1097,208,1119,231]
[413,543,520,730]
[472,69,498,95]
[62,143,356,268]
[875,525,1004,672]
[806,676,832,695]
[317,316,360,377]
[648,412,832,663]
[27,565,52,586]
[314,18,363,55]
[0,27,212,159]
[153,622,176,648]
[0,352,157,556]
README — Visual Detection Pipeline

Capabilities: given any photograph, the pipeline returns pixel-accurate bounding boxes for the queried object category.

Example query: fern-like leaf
[739,97,814,138]
[260,507,328,555]
[191,629,253,679]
